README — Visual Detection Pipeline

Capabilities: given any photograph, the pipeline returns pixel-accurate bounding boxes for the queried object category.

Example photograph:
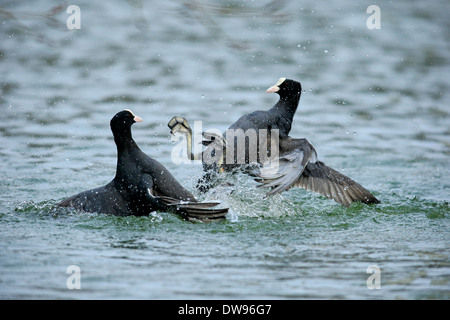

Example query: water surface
[1,0,449,299]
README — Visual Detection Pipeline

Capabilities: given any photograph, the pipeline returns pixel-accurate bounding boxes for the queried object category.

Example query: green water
[1,0,449,299]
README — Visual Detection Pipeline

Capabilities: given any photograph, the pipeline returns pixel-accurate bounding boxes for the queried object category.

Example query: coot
[168,78,379,206]
[58,110,228,221]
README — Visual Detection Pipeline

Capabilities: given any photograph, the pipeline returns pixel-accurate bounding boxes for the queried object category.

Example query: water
[1,0,449,299]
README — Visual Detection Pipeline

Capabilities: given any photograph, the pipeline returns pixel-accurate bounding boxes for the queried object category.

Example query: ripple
[1,0,449,300]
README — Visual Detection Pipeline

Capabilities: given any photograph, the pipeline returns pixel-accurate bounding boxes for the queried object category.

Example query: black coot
[58,110,227,222]
[168,78,379,206]
[169,78,302,185]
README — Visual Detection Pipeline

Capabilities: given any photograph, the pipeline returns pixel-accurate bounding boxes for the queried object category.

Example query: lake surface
[1,0,449,299]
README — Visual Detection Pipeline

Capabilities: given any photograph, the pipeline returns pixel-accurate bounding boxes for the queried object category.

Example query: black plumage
[228,77,301,138]
[169,78,379,206]
[58,110,227,222]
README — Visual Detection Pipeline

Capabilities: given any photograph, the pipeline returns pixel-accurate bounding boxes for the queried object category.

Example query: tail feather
[155,196,228,222]
[177,206,229,221]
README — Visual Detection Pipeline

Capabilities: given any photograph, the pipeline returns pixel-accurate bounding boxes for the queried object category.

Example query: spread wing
[255,139,316,195]
[254,138,316,195]
[293,161,380,206]
[255,138,379,206]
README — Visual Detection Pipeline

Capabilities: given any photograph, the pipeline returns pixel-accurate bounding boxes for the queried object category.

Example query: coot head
[110,109,143,144]
[110,109,143,130]
[266,78,302,98]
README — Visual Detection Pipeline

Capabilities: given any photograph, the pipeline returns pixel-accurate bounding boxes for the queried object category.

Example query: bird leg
[168,116,197,160]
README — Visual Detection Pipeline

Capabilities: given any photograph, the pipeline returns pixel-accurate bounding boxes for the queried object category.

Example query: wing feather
[255,137,380,206]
